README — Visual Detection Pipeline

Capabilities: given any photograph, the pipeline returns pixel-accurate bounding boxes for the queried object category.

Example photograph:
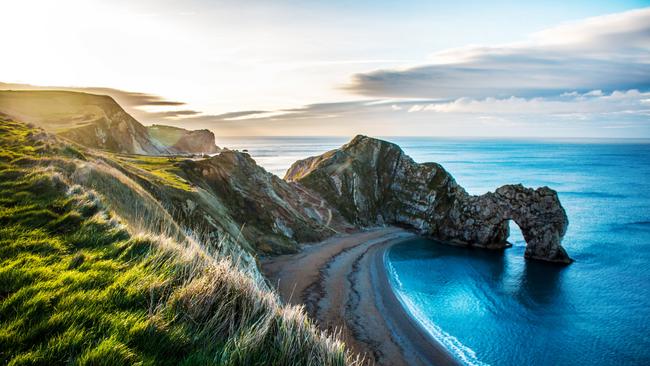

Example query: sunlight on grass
[113,155,193,191]
[0,118,359,365]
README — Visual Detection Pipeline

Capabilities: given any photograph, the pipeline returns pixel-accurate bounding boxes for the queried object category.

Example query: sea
[218,136,650,366]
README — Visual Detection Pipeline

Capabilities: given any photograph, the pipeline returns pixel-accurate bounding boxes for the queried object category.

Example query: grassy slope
[0,120,357,366]
[110,154,193,192]
[0,91,114,133]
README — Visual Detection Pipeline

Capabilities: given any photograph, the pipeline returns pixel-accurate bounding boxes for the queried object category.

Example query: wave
[561,191,626,198]
[610,220,650,232]
[385,259,490,366]
[628,220,650,226]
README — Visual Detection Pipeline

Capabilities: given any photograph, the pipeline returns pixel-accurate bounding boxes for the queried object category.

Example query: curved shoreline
[372,240,463,366]
[261,227,461,366]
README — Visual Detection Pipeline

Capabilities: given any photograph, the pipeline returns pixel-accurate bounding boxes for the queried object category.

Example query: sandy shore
[262,227,461,366]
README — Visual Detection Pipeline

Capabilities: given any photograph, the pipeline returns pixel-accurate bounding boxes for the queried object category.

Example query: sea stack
[285,135,572,264]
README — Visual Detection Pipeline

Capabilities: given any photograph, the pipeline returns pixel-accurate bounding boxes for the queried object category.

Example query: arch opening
[506,219,527,248]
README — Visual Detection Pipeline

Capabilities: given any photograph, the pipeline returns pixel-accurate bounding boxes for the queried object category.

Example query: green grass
[0,121,51,161]
[0,119,358,366]
[112,155,193,191]
[0,163,190,365]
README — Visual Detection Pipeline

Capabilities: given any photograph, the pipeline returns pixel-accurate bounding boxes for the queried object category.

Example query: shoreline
[262,227,461,366]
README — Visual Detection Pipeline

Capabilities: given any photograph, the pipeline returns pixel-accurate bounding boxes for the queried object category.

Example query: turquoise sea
[218,136,650,366]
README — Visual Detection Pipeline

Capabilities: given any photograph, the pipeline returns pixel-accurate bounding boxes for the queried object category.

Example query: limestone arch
[493,185,571,263]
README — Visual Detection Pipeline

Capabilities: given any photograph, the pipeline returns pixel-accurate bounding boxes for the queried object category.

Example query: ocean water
[216,136,349,177]
[219,136,650,366]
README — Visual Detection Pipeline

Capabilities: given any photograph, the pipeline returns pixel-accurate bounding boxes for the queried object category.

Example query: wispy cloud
[401,89,650,118]
[206,110,269,120]
[343,8,650,99]
[3,7,649,138]
[142,109,201,119]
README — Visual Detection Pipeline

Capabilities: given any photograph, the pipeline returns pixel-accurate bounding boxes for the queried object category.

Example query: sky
[1,0,649,137]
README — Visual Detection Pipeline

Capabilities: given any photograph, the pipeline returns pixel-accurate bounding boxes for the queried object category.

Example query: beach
[262,227,461,366]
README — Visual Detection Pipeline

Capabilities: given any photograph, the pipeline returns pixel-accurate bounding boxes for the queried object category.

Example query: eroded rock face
[178,150,353,254]
[147,125,220,154]
[285,135,572,264]
[443,184,571,263]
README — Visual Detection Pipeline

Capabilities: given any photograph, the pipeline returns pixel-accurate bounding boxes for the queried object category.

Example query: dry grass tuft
[1,118,362,365]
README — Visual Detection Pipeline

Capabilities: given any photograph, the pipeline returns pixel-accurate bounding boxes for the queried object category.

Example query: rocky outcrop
[176,150,353,254]
[285,135,572,264]
[147,125,220,154]
[443,184,570,263]
[0,90,219,155]
[59,107,168,155]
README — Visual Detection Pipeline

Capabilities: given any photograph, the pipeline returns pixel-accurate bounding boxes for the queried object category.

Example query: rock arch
[285,135,572,264]
[499,185,571,263]
[446,184,572,264]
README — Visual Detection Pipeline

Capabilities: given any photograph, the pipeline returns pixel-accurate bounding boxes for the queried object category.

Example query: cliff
[170,150,352,254]
[0,90,349,255]
[148,124,220,154]
[285,135,572,264]
[0,89,572,263]
[0,90,219,155]
[4,125,350,256]
[0,118,356,365]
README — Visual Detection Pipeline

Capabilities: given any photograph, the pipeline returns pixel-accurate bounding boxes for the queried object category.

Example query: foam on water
[386,259,490,366]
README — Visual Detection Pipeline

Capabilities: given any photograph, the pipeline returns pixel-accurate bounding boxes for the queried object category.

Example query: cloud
[402,89,650,118]
[207,110,269,120]
[143,110,201,119]
[167,89,650,135]
[3,6,649,139]
[167,88,649,137]
[344,8,650,99]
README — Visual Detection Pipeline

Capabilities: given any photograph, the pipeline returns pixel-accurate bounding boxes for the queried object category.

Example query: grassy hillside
[0,91,347,257]
[0,91,218,155]
[0,119,358,365]
[0,91,114,132]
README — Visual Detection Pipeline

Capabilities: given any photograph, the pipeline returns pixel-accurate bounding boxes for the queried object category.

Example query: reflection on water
[516,260,565,306]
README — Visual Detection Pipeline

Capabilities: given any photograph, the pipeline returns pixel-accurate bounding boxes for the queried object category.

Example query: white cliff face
[285,135,572,264]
